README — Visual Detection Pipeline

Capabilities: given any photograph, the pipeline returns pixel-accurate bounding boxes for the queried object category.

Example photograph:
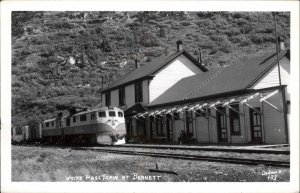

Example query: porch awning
[135,88,281,118]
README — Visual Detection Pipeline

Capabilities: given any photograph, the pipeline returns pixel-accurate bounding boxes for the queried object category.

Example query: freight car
[41,106,126,145]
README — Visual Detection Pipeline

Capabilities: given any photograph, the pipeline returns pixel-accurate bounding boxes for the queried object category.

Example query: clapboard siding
[149,55,203,103]
[142,80,150,105]
[262,92,286,144]
[110,89,118,107]
[209,108,218,143]
[195,116,209,143]
[252,57,290,89]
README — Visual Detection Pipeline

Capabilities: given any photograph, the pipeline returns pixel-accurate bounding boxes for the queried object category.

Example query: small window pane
[80,114,87,121]
[73,116,76,123]
[46,122,49,127]
[91,113,96,120]
[98,111,106,117]
[118,112,123,117]
[52,121,54,126]
[109,111,116,117]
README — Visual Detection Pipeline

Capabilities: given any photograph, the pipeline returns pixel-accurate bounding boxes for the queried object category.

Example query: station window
[118,112,123,117]
[98,111,106,118]
[91,113,96,120]
[155,116,164,136]
[119,87,126,106]
[66,118,70,126]
[105,92,111,106]
[229,104,241,135]
[134,82,143,103]
[46,122,49,127]
[52,121,54,126]
[73,116,76,123]
[80,114,87,122]
[109,111,116,117]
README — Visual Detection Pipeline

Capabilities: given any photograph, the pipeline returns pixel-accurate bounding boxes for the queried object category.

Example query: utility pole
[272,12,282,86]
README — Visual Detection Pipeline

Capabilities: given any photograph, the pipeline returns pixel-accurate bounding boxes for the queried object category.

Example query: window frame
[80,114,87,122]
[105,92,111,106]
[118,111,123,117]
[119,87,126,106]
[229,104,241,136]
[109,111,116,117]
[134,81,143,103]
[73,116,76,123]
[98,111,106,118]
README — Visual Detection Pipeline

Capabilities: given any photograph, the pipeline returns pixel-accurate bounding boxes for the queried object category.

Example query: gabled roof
[101,50,207,92]
[149,50,290,107]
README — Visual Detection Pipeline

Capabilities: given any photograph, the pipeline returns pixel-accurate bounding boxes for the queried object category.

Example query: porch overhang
[140,86,285,117]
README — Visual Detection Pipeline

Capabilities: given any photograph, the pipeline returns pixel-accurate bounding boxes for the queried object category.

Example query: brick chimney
[176,40,183,52]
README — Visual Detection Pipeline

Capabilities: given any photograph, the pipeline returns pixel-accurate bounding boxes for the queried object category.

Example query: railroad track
[73,147,290,168]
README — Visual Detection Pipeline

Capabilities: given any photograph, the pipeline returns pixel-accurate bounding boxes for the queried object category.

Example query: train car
[41,117,61,143]
[41,106,126,145]
[12,124,42,144]
[11,126,26,143]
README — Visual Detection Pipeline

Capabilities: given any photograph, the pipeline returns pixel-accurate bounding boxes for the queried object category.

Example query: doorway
[216,107,228,142]
[249,107,263,143]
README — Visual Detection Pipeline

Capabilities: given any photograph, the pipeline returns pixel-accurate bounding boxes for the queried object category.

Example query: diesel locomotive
[12,106,126,145]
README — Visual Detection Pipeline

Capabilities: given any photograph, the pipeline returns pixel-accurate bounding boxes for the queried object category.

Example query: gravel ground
[11,145,290,182]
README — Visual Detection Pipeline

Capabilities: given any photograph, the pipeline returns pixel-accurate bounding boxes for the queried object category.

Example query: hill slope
[11,11,290,126]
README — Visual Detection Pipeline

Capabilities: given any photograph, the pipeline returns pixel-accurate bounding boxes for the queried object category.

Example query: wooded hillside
[11,11,290,126]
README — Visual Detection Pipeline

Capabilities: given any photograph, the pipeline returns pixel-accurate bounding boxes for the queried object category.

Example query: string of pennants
[131,89,280,119]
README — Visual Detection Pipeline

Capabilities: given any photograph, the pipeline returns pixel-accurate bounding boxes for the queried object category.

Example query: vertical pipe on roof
[272,12,282,86]
[176,40,183,52]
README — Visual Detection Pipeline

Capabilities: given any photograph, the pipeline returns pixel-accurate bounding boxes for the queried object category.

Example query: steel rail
[114,144,290,155]
[73,147,290,168]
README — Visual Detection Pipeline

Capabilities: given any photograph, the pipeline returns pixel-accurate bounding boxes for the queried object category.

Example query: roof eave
[147,85,286,109]
[101,75,155,93]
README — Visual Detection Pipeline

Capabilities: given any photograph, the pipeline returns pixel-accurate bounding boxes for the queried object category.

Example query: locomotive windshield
[109,111,116,117]
[98,111,106,117]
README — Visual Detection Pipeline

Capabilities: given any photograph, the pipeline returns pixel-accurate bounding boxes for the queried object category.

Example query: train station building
[101,42,290,144]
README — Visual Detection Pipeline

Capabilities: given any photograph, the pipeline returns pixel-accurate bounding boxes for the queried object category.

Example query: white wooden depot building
[101,42,290,144]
